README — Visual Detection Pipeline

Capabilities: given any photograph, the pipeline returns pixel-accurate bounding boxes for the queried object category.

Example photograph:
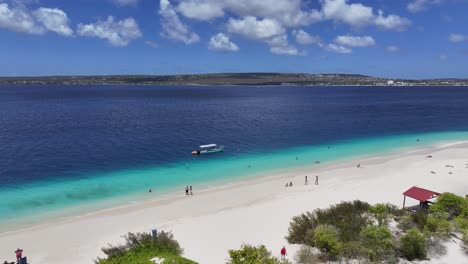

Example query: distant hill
[0,73,467,86]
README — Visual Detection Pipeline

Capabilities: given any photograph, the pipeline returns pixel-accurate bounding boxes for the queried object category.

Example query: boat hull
[191,146,224,155]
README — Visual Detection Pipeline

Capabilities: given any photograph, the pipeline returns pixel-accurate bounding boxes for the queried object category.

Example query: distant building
[387,80,395,85]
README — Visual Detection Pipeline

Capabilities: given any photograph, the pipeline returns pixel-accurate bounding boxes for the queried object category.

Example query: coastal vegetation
[227,244,291,264]
[94,193,467,264]
[287,193,468,263]
[94,231,197,264]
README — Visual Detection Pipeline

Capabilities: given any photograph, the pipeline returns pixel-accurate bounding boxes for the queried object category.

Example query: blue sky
[0,0,467,78]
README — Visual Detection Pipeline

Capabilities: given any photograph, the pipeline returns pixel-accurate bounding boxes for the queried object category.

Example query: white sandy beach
[1,142,468,264]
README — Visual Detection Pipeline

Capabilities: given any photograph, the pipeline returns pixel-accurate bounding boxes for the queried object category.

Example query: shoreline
[1,141,468,263]
[1,138,466,234]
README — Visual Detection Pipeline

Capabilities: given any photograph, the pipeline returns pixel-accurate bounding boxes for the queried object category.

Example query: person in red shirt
[15,249,23,262]
[280,246,287,259]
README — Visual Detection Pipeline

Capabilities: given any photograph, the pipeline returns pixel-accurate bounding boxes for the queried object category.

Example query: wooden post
[402,195,406,208]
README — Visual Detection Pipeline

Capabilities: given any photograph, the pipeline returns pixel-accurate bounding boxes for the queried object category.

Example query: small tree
[359,225,394,262]
[423,216,452,238]
[313,225,342,260]
[286,212,317,245]
[430,193,467,219]
[227,244,290,264]
[399,228,427,260]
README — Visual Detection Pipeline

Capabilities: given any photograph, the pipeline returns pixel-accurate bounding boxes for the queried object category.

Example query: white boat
[191,144,224,155]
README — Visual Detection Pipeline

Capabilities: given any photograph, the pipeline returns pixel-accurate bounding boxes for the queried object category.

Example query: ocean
[1,85,468,228]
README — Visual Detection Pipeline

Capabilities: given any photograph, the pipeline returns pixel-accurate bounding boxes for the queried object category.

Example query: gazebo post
[402,195,406,208]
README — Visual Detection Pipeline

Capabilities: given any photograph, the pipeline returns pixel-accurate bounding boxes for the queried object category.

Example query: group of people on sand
[286,175,319,187]
[305,175,319,185]
[185,185,193,195]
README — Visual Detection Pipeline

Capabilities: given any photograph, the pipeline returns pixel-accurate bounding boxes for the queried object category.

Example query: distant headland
[1,73,467,86]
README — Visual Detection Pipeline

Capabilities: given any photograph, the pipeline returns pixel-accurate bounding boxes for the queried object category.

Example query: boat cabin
[200,144,218,150]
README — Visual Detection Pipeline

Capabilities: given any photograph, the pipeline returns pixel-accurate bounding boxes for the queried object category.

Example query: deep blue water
[1,85,468,225]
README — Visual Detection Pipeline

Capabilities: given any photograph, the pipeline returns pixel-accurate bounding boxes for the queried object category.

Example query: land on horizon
[1,73,468,86]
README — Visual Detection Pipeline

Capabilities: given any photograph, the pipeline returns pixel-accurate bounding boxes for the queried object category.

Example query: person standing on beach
[185,186,189,195]
[315,176,319,185]
[15,249,23,262]
[280,246,287,259]
[190,186,193,195]
[305,176,308,185]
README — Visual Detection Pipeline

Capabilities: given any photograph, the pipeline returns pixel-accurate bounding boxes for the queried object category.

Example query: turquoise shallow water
[1,130,468,229]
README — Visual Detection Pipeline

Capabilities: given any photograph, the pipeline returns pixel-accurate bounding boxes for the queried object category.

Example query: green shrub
[160,254,198,264]
[95,231,188,264]
[370,203,403,225]
[397,214,415,231]
[286,212,317,245]
[313,225,342,260]
[411,210,428,229]
[340,241,364,261]
[286,200,371,246]
[454,216,468,230]
[294,246,320,264]
[227,244,290,264]
[359,225,394,262]
[423,216,452,238]
[430,193,467,219]
[399,228,427,260]
[370,204,391,226]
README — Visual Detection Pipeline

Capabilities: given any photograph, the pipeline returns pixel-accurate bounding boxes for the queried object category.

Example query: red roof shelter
[402,186,440,209]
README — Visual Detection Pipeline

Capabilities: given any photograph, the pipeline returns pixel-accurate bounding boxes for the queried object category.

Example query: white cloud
[175,0,410,31]
[408,0,443,13]
[293,29,321,45]
[374,10,411,31]
[114,0,139,6]
[159,0,199,44]
[321,0,374,27]
[0,2,72,36]
[270,45,300,55]
[168,0,410,55]
[177,1,224,21]
[33,8,73,36]
[0,2,43,34]
[145,40,158,48]
[386,45,399,52]
[325,43,352,54]
[439,53,448,61]
[208,33,239,52]
[292,30,363,55]
[265,34,302,56]
[321,0,410,31]
[335,35,375,47]
[225,17,301,56]
[77,16,142,47]
[227,16,284,40]
[279,9,323,27]
[449,33,468,42]
[175,0,322,28]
